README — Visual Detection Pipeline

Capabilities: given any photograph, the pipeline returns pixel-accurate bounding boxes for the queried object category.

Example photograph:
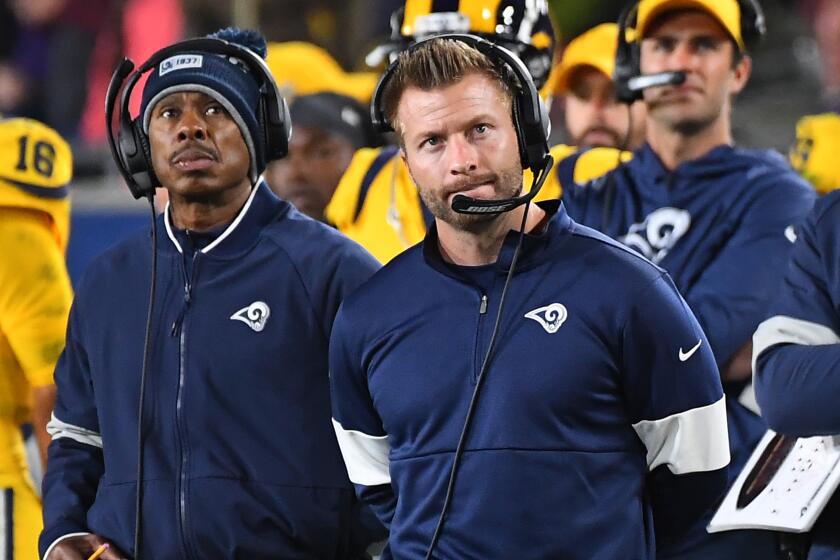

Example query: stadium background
[0,0,834,283]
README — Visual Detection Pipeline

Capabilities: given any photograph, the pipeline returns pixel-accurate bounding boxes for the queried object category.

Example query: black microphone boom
[451,155,555,215]
[626,71,686,93]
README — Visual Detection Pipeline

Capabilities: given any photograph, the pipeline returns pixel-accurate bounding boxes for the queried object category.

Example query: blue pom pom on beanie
[140,28,268,183]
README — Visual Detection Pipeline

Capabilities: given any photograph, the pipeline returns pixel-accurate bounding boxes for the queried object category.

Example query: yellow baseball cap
[637,0,744,50]
[552,23,620,94]
[265,41,379,104]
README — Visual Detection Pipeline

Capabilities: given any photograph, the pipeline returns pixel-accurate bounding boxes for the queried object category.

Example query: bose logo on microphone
[462,204,511,213]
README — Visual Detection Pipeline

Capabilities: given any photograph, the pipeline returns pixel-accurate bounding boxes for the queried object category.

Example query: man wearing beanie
[265,92,377,220]
[39,29,383,560]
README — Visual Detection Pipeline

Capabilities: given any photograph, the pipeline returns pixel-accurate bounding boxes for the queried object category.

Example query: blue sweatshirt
[330,201,730,559]
[753,190,840,559]
[558,143,815,550]
[40,183,382,559]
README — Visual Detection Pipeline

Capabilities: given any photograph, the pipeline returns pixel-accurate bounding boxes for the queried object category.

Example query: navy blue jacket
[559,144,815,550]
[330,202,730,559]
[40,183,382,559]
[754,190,840,559]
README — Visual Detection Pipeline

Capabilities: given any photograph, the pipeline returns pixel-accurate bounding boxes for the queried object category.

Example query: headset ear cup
[738,0,766,48]
[511,96,530,170]
[279,95,291,156]
[614,4,643,104]
[135,121,153,168]
[256,96,269,170]
[262,91,290,162]
[539,98,551,139]
[131,119,159,193]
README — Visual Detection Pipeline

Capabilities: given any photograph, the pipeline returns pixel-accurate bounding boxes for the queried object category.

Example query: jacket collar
[422,200,572,280]
[634,142,736,183]
[160,180,286,258]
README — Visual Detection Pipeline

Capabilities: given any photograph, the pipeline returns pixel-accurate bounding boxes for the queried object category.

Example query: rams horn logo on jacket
[524,303,568,334]
[230,301,271,332]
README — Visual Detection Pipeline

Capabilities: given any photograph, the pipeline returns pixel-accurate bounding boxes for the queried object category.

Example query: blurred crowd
[0,0,838,178]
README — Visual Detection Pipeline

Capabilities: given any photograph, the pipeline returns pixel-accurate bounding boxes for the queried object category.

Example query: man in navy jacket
[753,190,840,560]
[558,1,816,556]
[330,36,729,560]
[40,30,381,559]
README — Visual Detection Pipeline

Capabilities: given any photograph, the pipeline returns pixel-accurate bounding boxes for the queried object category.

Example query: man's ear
[730,54,752,96]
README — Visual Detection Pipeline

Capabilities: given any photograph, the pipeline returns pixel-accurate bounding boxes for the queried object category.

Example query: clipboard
[708,430,840,533]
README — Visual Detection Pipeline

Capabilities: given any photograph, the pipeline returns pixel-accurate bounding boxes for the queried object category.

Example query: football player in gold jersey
[0,117,73,559]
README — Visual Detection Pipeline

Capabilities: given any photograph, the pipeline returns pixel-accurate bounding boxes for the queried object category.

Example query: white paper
[708,430,840,533]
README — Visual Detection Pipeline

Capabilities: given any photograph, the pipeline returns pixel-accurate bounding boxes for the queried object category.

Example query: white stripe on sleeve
[47,413,102,448]
[43,533,92,560]
[632,396,729,474]
[331,419,391,486]
[752,315,840,372]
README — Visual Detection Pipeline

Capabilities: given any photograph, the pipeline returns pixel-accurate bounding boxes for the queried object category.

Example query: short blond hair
[381,38,515,138]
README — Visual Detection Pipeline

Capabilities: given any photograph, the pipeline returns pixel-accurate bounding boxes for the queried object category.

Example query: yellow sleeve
[532,144,578,201]
[0,208,73,387]
[326,147,427,264]
[325,147,383,230]
[790,113,840,194]
[572,147,632,185]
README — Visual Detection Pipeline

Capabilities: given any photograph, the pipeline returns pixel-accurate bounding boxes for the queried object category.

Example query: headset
[105,37,292,200]
[370,33,554,215]
[613,0,767,104]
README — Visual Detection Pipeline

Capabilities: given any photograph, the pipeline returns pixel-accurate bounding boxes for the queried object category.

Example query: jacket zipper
[172,254,198,337]
[174,252,199,559]
[474,293,488,382]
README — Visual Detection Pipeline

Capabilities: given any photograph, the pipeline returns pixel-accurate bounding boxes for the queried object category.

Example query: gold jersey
[0,118,73,559]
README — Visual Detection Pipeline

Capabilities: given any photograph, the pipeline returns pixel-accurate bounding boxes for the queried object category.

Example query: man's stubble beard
[574,125,623,150]
[413,163,524,234]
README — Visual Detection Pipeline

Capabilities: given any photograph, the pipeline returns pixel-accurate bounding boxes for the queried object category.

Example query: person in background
[551,23,647,150]
[558,0,816,557]
[265,92,377,221]
[0,116,74,559]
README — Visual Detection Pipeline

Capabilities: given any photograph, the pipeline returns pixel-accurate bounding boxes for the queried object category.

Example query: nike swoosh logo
[679,340,703,362]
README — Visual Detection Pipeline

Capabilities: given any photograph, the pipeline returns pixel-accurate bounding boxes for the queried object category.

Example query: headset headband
[370,33,549,174]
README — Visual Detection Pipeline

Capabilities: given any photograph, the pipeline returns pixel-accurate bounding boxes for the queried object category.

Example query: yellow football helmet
[368,0,557,90]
